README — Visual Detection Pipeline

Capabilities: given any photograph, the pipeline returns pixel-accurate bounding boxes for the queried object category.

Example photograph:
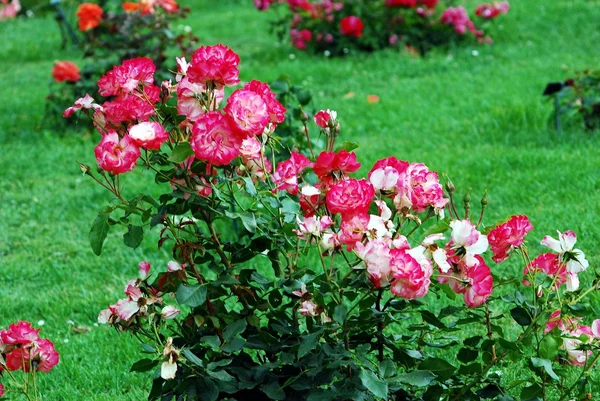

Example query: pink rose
[488,215,533,263]
[98,57,156,97]
[94,132,141,174]
[340,16,364,38]
[161,305,181,320]
[523,253,566,289]
[390,248,432,300]
[128,121,168,150]
[314,110,331,128]
[1,321,40,346]
[224,89,270,136]
[243,80,286,125]
[139,261,151,279]
[271,151,313,195]
[395,162,448,213]
[187,45,240,88]
[326,178,375,217]
[355,239,393,288]
[190,112,245,166]
[177,76,224,121]
[338,213,370,250]
[313,150,361,185]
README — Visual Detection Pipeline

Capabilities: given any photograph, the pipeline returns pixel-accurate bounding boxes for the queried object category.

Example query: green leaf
[201,335,221,349]
[419,310,446,329]
[89,210,111,255]
[225,211,257,233]
[307,390,336,401]
[510,306,532,326]
[423,218,450,236]
[175,284,207,308]
[123,224,143,248]
[129,358,157,373]
[298,332,320,359]
[221,337,246,353]
[197,377,219,401]
[457,347,479,363]
[168,142,194,163]
[520,383,543,399]
[333,305,347,324]
[419,358,455,381]
[242,176,257,197]
[334,141,359,152]
[397,370,436,387]
[359,369,388,399]
[539,335,559,360]
[181,349,203,367]
[261,381,286,400]
[223,319,247,342]
[207,369,235,382]
[530,357,560,381]
[476,384,502,399]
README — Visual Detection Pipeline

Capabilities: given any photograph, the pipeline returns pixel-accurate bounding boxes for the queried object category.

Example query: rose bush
[45,0,198,129]
[0,0,20,20]
[544,69,600,132]
[65,45,600,400]
[254,0,509,55]
[0,321,59,400]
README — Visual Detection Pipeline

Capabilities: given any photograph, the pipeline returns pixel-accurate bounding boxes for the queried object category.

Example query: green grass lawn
[1,0,599,399]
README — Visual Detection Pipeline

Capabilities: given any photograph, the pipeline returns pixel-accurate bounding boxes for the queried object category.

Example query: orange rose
[52,61,81,83]
[122,2,140,13]
[75,3,103,31]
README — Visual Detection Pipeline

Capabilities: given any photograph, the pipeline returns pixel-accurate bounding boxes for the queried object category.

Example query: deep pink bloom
[313,150,361,185]
[272,151,313,195]
[395,163,448,212]
[5,339,59,373]
[314,110,331,128]
[187,45,240,88]
[463,257,493,307]
[128,121,168,150]
[488,215,533,263]
[98,57,156,97]
[355,239,393,287]
[326,178,375,217]
[475,2,509,19]
[441,6,481,37]
[523,252,566,289]
[0,383,4,397]
[340,16,364,38]
[243,80,286,125]
[94,132,141,174]
[390,248,432,299]
[190,112,246,166]
[1,321,40,346]
[101,87,159,125]
[224,88,270,136]
[385,0,417,7]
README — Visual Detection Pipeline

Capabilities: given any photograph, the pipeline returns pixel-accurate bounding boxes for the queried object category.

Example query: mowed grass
[1,0,600,399]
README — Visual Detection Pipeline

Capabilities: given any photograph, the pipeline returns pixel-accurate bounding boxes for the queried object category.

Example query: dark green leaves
[89,208,112,255]
[123,224,143,248]
[359,369,388,399]
[530,357,559,380]
[510,307,532,326]
[539,335,559,360]
[419,358,455,381]
[176,284,207,308]
[129,358,157,373]
[298,332,320,359]
[397,370,436,387]
[333,305,347,324]
[168,142,194,163]
[223,319,247,342]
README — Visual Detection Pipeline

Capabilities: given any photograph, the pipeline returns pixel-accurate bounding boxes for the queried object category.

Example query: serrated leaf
[130,358,157,373]
[539,335,559,360]
[359,369,388,399]
[181,349,203,367]
[242,176,257,197]
[168,142,194,163]
[89,210,111,255]
[123,224,143,248]
[397,370,436,387]
[261,381,286,400]
[298,332,320,359]
[333,304,347,324]
[419,358,455,381]
[223,319,247,342]
[176,284,207,308]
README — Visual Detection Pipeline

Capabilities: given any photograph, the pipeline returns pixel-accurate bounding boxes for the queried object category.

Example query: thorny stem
[376,289,385,362]
[484,303,497,363]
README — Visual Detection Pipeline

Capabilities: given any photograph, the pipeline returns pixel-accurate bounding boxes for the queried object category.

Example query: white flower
[541,230,589,274]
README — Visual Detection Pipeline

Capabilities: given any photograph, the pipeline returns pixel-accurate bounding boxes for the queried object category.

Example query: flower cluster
[255,0,509,55]
[70,45,600,400]
[0,321,59,398]
[45,0,197,131]
[0,0,20,20]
